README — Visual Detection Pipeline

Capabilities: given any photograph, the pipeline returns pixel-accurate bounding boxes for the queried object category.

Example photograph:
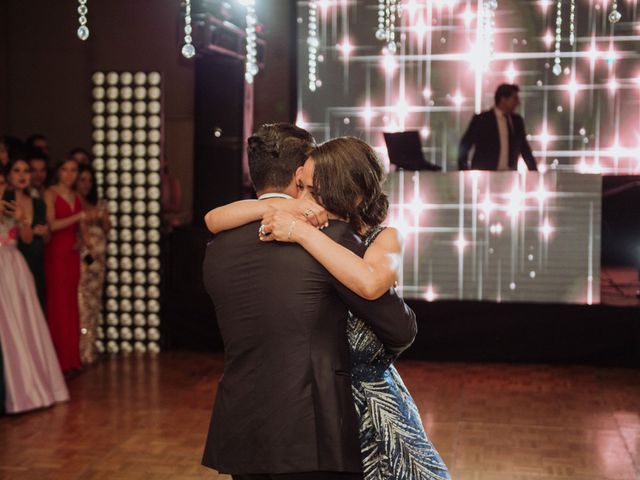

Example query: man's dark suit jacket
[201,220,417,475]
[458,110,537,171]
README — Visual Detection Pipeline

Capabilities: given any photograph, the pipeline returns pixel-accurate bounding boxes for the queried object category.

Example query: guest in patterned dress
[76,164,109,365]
[205,136,450,480]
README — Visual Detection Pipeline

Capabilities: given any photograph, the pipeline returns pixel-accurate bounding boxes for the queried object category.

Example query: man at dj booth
[458,83,538,172]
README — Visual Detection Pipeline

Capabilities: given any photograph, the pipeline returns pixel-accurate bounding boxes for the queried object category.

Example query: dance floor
[1,352,639,479]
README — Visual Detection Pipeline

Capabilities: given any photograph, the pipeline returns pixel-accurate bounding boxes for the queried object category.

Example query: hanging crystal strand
[77,0,89,41]
[569,0,576,46]
[479,0,497,68]
[307,0,319,91]
[487,0,497,60]
[375,0,386,41]
[244,1,258,83]
[181,0,195,58]
[608,0,622,23]
[387,0,398,53]
[553,0,562,76]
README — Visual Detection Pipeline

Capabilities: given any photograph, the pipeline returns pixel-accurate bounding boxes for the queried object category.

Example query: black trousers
[233,473,363,480]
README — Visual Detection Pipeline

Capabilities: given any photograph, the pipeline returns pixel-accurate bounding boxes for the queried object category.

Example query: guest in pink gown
[0,171,69,413]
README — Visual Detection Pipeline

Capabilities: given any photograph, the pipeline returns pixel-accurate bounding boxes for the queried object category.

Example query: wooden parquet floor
[1,352,639,480]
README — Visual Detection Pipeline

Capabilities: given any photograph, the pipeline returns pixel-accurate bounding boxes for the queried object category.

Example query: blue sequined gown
[348,227,450,480]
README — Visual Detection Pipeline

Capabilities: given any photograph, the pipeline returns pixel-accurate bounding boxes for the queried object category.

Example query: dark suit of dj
[458,109,537,171]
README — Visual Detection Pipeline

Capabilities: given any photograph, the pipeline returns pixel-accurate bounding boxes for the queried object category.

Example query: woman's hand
[259,210,315,243]
[5,201,26,224]
[33,224,49,236]
[0,200,10,217]
[276,198,328,228]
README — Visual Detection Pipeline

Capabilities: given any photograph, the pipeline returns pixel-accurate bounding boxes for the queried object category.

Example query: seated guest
[0,169,69,414]
[26,133,49,156]
[77,164,109,365]
[6,158,49,312]
[458,84,537,171]
[69,147,91,166]
[28,149,50,198]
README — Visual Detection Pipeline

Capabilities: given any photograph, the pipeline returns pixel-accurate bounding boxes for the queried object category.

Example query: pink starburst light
[296,112,307,130]
[422,87,432,99]
[608,77,619,92]
[544,31,553,48]
[539,0,552,10]
[454,233,468,252]
[425,286,436,302]
[535,184,549,203]
[604,47,618,65]
[538,128,551,148]
[413,16,428,37]
[361,104,375,122]
[382,53,398,74]
[507,185,524,217]
[452,90,463,107]
[566,78,580,97]
[463,7,475,27]
[420,127,431,139]
[587,41,600,65]
[337,39,353,58]
[481,195,494,216]
[506,63,518,83]
[540,219,553,240]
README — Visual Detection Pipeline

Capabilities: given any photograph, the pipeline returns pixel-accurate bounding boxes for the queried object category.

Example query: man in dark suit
[201,123,417,480]
[458,84,537,171]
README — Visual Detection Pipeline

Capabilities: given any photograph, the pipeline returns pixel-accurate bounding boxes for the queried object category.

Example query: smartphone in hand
[2,189,16,203]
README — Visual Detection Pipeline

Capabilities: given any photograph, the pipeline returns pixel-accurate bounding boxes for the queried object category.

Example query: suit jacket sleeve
[458,114,480,170]
[327,226,417,355]
[517,115,538,171]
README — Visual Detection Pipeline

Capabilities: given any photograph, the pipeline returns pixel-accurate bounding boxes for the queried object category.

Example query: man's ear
[295,165,304,181]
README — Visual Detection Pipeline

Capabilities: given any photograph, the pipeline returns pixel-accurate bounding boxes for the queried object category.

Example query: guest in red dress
[44,158,86,372]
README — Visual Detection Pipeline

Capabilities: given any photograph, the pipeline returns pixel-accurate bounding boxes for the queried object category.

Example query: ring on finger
[258,224,266,236]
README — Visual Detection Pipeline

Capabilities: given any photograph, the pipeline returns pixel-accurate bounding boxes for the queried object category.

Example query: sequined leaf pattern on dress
[348,226,450,480]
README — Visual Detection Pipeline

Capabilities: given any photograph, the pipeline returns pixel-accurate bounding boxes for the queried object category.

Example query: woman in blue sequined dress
[206,137,450,480]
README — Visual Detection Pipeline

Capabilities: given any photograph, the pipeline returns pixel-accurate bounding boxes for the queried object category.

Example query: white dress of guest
[0,216,69,413]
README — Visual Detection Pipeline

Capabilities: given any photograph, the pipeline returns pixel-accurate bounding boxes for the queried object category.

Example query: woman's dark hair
[4,158,31,193]
[309,137,388,233]
[2,135,27,162]
[78,163,98,205]
[68,147,92,163]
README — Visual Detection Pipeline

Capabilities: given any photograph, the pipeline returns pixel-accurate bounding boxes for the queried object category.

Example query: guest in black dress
[5,158,50,311]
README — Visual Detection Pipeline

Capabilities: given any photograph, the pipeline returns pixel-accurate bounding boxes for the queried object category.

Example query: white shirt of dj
[494,107,511,171]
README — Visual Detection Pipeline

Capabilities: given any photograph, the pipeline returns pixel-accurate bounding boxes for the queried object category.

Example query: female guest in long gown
[76,164,109,365]
[205,137,450,479]
[0,171,69,413]
[44,158,86,373]
[5,158,50,312]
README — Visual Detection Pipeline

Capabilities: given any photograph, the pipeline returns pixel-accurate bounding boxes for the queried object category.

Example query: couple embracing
[201,123,450,480]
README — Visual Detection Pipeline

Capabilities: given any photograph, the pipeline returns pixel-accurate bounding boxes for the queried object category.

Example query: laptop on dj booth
[383,131,441,171]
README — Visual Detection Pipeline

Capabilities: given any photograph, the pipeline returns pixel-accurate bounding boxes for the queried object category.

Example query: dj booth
[383,170,639,366]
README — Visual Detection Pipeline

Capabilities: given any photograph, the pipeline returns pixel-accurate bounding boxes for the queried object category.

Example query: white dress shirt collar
[257,192,294,200]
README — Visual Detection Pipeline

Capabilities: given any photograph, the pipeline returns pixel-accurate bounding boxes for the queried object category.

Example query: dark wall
[254,0,296,127]
[0,0,295,222]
